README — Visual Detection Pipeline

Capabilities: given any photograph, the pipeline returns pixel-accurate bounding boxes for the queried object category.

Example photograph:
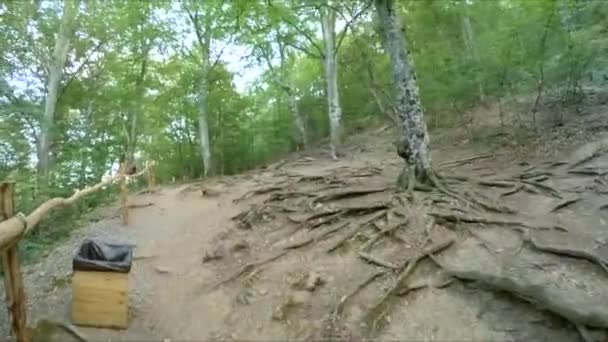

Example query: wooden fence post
[147,161,156,193]
[0,182,28,342]
[119,163,129,225]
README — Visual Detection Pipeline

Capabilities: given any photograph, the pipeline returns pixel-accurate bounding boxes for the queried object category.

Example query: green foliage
[0,0,607,262]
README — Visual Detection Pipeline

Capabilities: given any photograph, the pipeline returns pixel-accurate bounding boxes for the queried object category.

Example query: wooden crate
[71,270,129,329]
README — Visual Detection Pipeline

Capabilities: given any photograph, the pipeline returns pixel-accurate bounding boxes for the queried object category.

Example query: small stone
[155,266,171,274]
[288,290,312,306]
[230,239,249,252]
[259,289,268,296]
[202,248,223,263]
[304,271,323,291]
[235,290,252,305]
[271,306,285,321]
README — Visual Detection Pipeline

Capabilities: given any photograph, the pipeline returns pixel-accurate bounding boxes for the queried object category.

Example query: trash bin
[71,239,135,329]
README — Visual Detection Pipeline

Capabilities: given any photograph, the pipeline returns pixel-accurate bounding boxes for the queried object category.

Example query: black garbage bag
[73,239,135,273]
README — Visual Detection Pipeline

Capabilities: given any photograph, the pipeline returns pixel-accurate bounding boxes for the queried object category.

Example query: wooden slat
[1,182,28,342]
[71,271,128,329]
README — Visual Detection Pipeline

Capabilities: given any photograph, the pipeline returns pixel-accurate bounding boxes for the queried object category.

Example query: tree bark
[38,0,79,177]
[320,1,342,160]
[375,0,433,186]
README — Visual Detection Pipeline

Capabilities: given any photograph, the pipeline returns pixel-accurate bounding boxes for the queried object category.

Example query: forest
[1,0,607,259]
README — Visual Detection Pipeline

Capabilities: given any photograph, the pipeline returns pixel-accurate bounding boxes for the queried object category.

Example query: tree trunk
[198,73,212,177]
[126,46,148,166]
[193,17,213,177]
[375,0,433,187]
[461,13,485,102]
[38,0,78,177]
[320,2,342,160]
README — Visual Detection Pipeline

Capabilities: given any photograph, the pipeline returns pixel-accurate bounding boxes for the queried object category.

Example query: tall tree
[273,0,366,159]
[181,1,237,176]
[38,0,79,177]
[320,0,342,159]
[375,0,433,187]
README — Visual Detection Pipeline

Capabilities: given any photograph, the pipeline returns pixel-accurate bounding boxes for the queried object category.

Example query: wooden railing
[0,161,156,342]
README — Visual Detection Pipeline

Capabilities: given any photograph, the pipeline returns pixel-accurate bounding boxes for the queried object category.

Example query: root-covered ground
[6,117,608,341]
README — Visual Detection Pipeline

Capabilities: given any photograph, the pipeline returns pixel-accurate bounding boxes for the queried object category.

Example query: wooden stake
[0,182,28,342]
[119,163,129,225]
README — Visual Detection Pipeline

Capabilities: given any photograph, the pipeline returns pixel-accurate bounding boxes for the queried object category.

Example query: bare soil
[4,103,608,341]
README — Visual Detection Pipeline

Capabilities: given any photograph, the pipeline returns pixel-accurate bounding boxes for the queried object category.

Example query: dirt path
[4,128,608,341]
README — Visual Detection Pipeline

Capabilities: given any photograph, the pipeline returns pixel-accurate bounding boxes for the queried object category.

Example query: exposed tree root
[568,169,608,177]
[517,171,554,180]
[234,186,285,203]
[544,161,569,168]
[478,180,514,188]
[434,253,608,328]
[439,154,493,168]
[428,212,567,232]
[327,211,387,253]
[396,273,454,296]
[128,202,154,209]
[313,187,392,204]
[357,252,399,269]
[264,191,316,203]
[335,271,386,315]
[529,230,608,273]
[361,220,408,253]
[464,191,518,214]
[211,250,290,289]
[282,222,351,250]
[550,198,582,213]
[518,179,562,198]
[500,185,523,197]
[569,147,608,170]
[364,239,454,334]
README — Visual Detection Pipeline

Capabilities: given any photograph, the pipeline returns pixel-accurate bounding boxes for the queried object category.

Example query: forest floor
[5,97,608,341]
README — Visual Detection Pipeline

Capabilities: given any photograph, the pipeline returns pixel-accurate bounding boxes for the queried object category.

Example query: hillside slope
[6,114,608,341]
